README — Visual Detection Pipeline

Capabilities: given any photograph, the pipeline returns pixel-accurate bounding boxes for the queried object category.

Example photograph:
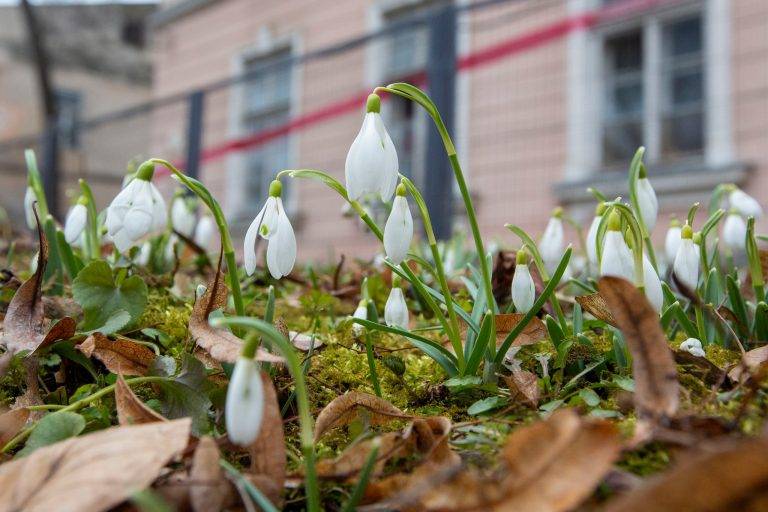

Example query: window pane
[667,17,702,57]
[603,30,643,165]
[603,121,643,165]
[662,112,704,155]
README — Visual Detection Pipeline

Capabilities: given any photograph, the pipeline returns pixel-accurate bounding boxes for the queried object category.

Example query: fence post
[424,5,457,240]
[185,90,205,180]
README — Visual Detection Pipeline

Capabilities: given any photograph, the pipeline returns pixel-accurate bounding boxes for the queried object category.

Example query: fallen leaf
[290,331,324,351]
[457,314,546,351]
[407,416,459,466]
[728,345,768,383]
[189,265,283,364]
[575,293,617,326]
[78,332,156,376]
[248,372,286,501]
[598,277,679,425]
[602,435,768,511]
[314,392,410,441]
[115,374,166,425]
[190,436,229,512]
[0,408,29,446]
[673,350,727,387]
[505,369,540,407]
[316,432,406,479]
[0,418,191,512]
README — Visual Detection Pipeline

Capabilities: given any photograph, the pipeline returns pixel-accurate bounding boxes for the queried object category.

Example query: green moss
[137,288,192,353]
[618,442,671,476]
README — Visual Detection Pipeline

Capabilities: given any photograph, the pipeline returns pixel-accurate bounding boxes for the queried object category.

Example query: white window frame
[565,0,732,180]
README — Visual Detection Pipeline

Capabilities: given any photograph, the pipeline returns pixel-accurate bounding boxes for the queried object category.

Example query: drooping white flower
[105,162,166,253]
[384,282,409,329]
[673,224,700,290]
[171,193,196,237]
[243,180,296,279]
[136,241,151,266]
[351,300,368,336]
[164,234,178,265]
[722,212,747,252]
[194,215,218,253]
[539,208,564,274]
[225,357,265,446]
[344,93,398,202]
[24,186,36,229]
[665,220,682,264]
[585,203,606,268]
[383,184,413,265]
[729,187,763,218]
[642,252,663,312]
[680,338,705,358]
[600,213,634,282]
[63,201,88,244]
[635,168,659,232]
[511,250,535,314]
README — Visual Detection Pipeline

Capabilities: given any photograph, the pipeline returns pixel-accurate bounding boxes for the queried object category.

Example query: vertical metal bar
[185,90,205,180]
[424,5,456,240]
[40,118,59,218]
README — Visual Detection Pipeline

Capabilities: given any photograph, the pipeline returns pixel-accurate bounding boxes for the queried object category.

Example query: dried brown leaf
[598,276,679,424]
[575,293,617,326]
[505,369,540,407]
[0,418,191,512]
[115,374,166,425]
[728,345,768,383]
[78,332,155,376]
[316,432,406,479]
[458,314,546,351]
[190,436,228,512]
[760,249,768,279]
[407,416,459,466]
[673,349,727,387]
[314,392,410,441]
[0,408,29,446]
[602,435,768,512]
[290,331,323,351]
[248,372,286,500]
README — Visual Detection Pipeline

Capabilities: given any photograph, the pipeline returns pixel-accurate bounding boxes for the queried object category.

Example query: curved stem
[79,179,101,260]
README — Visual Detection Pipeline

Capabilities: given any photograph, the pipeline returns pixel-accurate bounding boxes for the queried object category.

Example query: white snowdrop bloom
[586,203,606,268]
[351,300,368,336]
[136,241,151,266]
[511,250,535,314]
[383,184,413,265]
[729,187,763,219]
[194,215,218,253]
[164,234,178,265]
[722,212,747,252]
[642,252,663,312]
[539,208,564,274]
[384,282,409,329]
[225,357,265,446]
[680,338,705,358]
[600,213,634,282]
[635,168,659,232]
[243,180,296,279]
[171,193,196,237]
[344,93,398,202]
[665,220,682,264]
[63,201,88,244]
[24,186,36,229]
[105,162,166,253]
[673,224,700,290]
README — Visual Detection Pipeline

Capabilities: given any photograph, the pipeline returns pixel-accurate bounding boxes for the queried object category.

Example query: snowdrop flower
[539,207,564,274]
[511,249,536,314]
[171,192,196,237]
[384,276,409,329]
[345,93,398,202]
[105,162,166,253]
[586,203,606,268]
[635,165,658,232]
[164,234,178,265]
[728,186,763,218]
[351,300,368,336]
[136,241,151,266]
[225,357,265,445]
[600,212,634,282]
[383,184,413,265]
[673,224,700,290]
[24,186,37,229]
[722,211,747,253]
[680,338,705,358]
[63,197,88,244]
[665,218,682,264]
[194,215,218,253]
[243,180,296,279]
[642,252,663,312]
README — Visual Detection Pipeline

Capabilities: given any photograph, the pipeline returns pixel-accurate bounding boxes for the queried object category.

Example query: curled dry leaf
[0,408,29,446]
[598,276,679,425]
[575,293,617,326]
[504,368,540,408]
[727,345,768,383]
[189,265,283,364]
[602,435,768,512]
[457,314,546,352]
[1,211,76,358]
[673,349,727,387]
[316,431,406,479]
[115,374,166,425]
[248,372,286,501]
[0,418,191,512]
[407,416,459,466]
[190,436,229,512]
[78,332,156,376]
[314,392,410,441]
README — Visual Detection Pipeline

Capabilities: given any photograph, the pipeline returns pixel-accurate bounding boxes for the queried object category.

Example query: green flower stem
[148,159,244,317]
[25,150,50,220]
[364,331,382,397]
[746,217,765,301]
[211,316,320,512]
[79,179,101,260]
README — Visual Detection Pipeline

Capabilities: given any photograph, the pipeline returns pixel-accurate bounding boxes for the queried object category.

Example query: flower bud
[225,357,265,446]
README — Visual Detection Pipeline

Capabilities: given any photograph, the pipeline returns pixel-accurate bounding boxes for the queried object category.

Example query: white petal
[345,113,398,201]
[664,226,681,264]
[106,179,141,236]
[729,189,763,218]
[171,197,196,237]
[383,195,413,264]
[511,264,536,314]
[124,204,154,241]
[722,214,747,252]
[148,182,167,234]
[539,217,564,273]
[373,114,399,202]
[112,227,135,253]
[24,187,36,229]
[136,241,151,266]
[225,357,265,446]
[194,215,218,252]
[352,304,367,336]
[585,216,601,267]
[384,287,409,329]
[642,253,663,312]
[680,338,705,357]
[636,178,659,232]
[600,231,635,282]
[673,238,700,290]
[64,204,87,244]
[266,205,296,279]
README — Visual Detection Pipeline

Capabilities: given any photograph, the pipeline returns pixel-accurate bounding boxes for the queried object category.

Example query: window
[600,11,705,167]
[54,89,82,149]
